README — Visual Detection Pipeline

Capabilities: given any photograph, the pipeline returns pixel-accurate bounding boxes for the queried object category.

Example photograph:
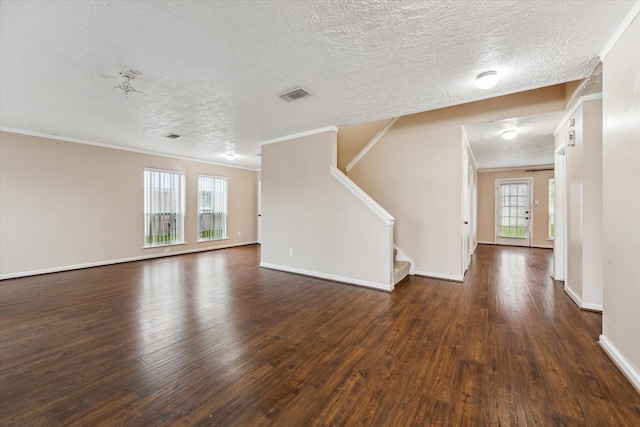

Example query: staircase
[393,248,411,285]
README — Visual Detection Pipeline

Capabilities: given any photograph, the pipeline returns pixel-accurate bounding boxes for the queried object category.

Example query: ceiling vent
[164,133,181,139]
[278,87,312,102]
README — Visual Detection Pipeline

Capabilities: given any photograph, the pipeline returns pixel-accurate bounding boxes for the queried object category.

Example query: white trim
[461,126,479,169]
[553,94,603,136]
[260,126,338,146]
[329,166,395,225]
[494,177,534,247]
[472,241,478,254]
[599,334,640,394]
[599,1,640,61]
[345,117,399,172]
[259,262,393,292]
[414,270,464,282]
[581,302,603,312]
[478,240,495,245]
[562,285,602,312]
[0,127,260,171]
[564,284,582,308]
[531,244,554,249]
[555,144,566,155]
[0,242,258,280]
[478,165,554,173]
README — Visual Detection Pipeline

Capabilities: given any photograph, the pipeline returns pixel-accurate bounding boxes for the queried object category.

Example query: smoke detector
[278,87,312,102]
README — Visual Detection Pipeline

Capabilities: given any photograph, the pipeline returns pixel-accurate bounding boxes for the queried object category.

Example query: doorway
[495,178,533,247]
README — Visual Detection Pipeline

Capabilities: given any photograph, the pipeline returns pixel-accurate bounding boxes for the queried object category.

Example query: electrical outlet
[289,248,294,256]
[164,248,171,253]
[237,231,241,236]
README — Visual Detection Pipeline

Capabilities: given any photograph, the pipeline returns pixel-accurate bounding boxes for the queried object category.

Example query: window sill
[197,237,230,243]
[547,238,555,241]
[143,242,188,249]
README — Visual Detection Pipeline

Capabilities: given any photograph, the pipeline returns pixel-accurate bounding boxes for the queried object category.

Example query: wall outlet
[164,248,171,253]
[289,248,294,256]
[237,231,241,236]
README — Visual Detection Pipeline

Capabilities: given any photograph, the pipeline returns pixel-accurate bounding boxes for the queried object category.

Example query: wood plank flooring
[1,244,639,426]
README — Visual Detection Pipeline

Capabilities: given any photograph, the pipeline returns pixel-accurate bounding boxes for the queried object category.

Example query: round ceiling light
[502,130,517,140]
[225,151,236,160]
[475,70,498,89]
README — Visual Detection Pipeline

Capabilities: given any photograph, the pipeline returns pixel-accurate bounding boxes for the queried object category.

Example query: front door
[495,179,532,247]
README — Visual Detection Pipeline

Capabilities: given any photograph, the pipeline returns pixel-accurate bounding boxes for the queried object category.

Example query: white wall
[554,98,603,310]
[260,129,394,291]
[0,131,258,278]
[600,13,640,392]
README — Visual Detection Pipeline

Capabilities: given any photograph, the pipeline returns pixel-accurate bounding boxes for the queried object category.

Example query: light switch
[535,199,540,205]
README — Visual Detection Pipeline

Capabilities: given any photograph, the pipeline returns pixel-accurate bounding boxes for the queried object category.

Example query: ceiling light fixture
[475,70,498,89]
[502,130,517,140]
[114,68,145,98]
[225,151,236,160]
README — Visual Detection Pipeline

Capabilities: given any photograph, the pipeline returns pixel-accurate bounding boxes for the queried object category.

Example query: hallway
[1,244,638,425]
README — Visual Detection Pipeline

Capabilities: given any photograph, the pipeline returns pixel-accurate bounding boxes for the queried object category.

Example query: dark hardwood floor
[1,244,639,426]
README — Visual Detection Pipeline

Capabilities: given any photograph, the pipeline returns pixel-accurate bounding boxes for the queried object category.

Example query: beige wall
[601,14,640,390]
[260,129,394,290]
[337,119,388,173]
[0,131,258,277]
[347,85,565,280]
[477,168,554,248]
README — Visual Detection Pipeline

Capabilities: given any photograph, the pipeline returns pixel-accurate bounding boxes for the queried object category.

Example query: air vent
[164,133,181,139]
[121,68,143,80]
[278,87,312,102]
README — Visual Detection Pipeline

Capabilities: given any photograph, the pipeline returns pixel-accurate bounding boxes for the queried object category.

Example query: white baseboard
[581,301,603,312]
[599,335,640,394]
[532,244,554,249]
[563,285,603,312]
[564,284,582,308]
[0,241,259,280]
[414,270,463,282]
[478,241,495,245]
[259,262,393,292]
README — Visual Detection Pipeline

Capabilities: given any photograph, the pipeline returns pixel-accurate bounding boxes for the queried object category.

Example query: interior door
[462,151,471,273]
[495,179,532,247]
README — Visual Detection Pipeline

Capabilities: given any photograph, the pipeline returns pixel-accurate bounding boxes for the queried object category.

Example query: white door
[462,152,471,273]
[495,179,532,247]
[257,180,262,244]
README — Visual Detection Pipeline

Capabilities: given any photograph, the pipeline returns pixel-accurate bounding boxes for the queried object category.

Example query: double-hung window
[198,175,228,241]
[144,168,185,246]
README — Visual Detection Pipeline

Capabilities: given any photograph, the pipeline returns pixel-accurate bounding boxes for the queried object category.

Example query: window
[198,175,228,241]
[144,169,185,246]
[498,182,529,238]
[549,178,555,239]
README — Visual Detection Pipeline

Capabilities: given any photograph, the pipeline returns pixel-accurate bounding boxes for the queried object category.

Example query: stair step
[393,260,410,285]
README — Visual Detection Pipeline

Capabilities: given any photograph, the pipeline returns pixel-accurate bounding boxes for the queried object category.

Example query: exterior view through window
[198,175,228,241]
[144,169,185,246]
[498,183,528,238]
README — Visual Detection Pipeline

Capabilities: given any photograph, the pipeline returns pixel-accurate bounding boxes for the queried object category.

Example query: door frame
[494,178,533,247]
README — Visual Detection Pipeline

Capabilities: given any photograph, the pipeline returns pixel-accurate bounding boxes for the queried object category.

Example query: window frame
[143,168,186,248]
[197,174,228,242]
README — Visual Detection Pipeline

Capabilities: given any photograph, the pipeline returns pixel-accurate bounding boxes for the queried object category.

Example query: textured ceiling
[0,1,634,169]
[463,112,566,170]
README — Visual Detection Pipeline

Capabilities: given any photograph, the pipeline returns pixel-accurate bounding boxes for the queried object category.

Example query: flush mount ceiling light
[502,129,517,140]
[475,70,498,89]
[225,151,236,160]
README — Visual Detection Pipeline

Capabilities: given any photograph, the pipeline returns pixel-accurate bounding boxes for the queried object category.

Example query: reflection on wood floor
[1,244,639,425]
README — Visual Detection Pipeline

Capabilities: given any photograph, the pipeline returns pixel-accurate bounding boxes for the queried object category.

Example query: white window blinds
[198,175,228,241]
[144,169,185,246]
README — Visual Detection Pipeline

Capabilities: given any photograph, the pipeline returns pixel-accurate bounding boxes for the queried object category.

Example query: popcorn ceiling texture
[0,1,633,169]
[464,112,566,170]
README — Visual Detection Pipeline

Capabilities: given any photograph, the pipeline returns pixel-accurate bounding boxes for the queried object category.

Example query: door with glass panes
[495,179,532,247]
